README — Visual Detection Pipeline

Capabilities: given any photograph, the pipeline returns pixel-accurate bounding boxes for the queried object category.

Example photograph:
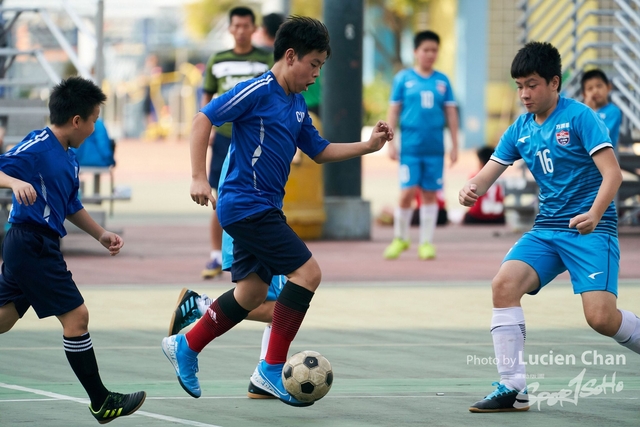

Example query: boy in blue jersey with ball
[460,41,640,413]
[169,152,285,400]
[581,68,622,147]
[384,30,459,261]
[162,16,393,407]
[0,77,145,423]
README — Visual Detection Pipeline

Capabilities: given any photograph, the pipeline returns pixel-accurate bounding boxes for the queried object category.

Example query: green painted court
[2,282,640,427]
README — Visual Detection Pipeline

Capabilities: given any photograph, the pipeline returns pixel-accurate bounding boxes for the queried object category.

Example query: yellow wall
[427,0,458,82]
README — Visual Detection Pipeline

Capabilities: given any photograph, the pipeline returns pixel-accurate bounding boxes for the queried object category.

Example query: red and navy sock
[63,333,109,410]
[185,288,249,352]
[265,281,314,364]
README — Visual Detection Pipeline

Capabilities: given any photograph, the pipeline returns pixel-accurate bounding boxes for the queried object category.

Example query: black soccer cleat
[469,382,529,413]
[90,390,146,424]
[168,288,201,336]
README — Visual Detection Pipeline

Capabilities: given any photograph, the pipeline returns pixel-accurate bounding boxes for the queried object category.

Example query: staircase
[519,0,640,225]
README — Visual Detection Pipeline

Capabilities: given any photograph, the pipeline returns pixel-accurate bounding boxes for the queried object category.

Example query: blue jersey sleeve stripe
[589,142,613,156]
[8,130,49,156]
[217,75,273,115]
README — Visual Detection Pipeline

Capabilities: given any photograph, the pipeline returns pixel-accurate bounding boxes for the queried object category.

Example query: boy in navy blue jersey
[0,77,145,423]
[162,16,393,407]
[460,42,640,413]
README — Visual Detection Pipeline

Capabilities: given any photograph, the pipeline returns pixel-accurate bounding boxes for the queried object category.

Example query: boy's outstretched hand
[459,183,479,207]
[99,231,124,256]
[368,120,394,153]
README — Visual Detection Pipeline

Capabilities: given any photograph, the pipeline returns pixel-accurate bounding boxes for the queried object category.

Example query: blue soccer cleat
[161,334,201,398]
[250,360,314,407]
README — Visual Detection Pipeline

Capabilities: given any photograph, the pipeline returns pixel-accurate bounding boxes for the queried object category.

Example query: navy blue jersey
[200,71,329,227]
[492,96,616,236]
[0,128,83,237]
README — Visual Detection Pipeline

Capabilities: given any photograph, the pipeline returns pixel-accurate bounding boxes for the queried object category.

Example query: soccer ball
[282,350,333,403]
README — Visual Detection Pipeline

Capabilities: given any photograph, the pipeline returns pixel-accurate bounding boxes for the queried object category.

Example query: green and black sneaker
[90,391,146,424]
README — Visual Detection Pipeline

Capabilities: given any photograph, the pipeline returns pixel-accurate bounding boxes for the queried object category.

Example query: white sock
[419,203,438,245]
[393,207,413,241]
[196,294,214,317]
[491,307,527,392]
[613,309,640,353]
[210,250,222,263]
[259,325,272,361]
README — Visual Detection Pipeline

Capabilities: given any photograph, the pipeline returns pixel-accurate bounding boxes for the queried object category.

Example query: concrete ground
[2,138,640,427]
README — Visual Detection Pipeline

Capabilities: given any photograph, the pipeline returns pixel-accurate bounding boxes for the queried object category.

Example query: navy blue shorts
[0,223,84,318]
[208,133,232,189]
[224,208,313,285]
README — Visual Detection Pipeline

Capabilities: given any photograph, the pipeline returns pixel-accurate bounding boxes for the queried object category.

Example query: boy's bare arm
[459,160,507,207]
[445,105,459,165]
[569,147,622,234]
[386,104,401,160]
[66,208,123,255]
[312,120,394,164]
[190,112,216,208]
[0,170,36,205]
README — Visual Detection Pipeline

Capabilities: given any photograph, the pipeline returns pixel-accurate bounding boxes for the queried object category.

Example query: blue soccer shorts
[0,223,84,318]
[399,154,444,190]
[224,208,311,286]
[221,230,284,301]
[504,229,619,296]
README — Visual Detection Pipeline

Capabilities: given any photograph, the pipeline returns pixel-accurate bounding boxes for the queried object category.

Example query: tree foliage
[367,0,430,72]
[184,0,254,40]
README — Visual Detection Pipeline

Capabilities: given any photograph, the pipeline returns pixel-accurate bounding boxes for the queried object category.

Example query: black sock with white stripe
[63,333,109,410]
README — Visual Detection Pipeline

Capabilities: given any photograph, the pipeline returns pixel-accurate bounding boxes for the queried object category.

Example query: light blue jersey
[390,69,456,156]
[492,96,616,236]
[200,71,329,228]
[0,128,83,237]
[596,102,621,147]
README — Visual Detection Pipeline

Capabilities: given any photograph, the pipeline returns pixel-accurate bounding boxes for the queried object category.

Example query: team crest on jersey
[436,80,447,95]
[296,111,305,122]
[556,130,570,145]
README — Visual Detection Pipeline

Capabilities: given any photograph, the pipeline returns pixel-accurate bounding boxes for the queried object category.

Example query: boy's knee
[585,311,618,336]
[491,277,524,307]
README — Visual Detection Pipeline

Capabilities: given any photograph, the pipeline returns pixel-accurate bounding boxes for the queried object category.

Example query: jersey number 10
[420,91,434,109]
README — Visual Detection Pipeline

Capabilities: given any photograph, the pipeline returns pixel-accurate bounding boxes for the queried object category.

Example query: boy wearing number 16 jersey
[459,41,640,413]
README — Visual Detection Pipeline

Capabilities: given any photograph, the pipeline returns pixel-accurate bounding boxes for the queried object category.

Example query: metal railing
[519,0,640,136]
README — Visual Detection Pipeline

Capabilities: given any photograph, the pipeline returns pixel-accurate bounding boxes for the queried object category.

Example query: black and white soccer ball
[282,350,333,403]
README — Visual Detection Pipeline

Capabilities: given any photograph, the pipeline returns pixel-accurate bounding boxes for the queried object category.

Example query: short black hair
[229,6,255,24]
[581,68,610,92]
[49,76,106,125]
[274,16,331,62]
[262,13,284,39]
[414,30,440,50]
[477,146,494,165]
[511,41,562,92]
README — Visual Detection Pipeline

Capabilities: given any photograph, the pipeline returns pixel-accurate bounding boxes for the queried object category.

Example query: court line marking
[0,342,625,351]
[0,382,223,427]
[2,394,637,403]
